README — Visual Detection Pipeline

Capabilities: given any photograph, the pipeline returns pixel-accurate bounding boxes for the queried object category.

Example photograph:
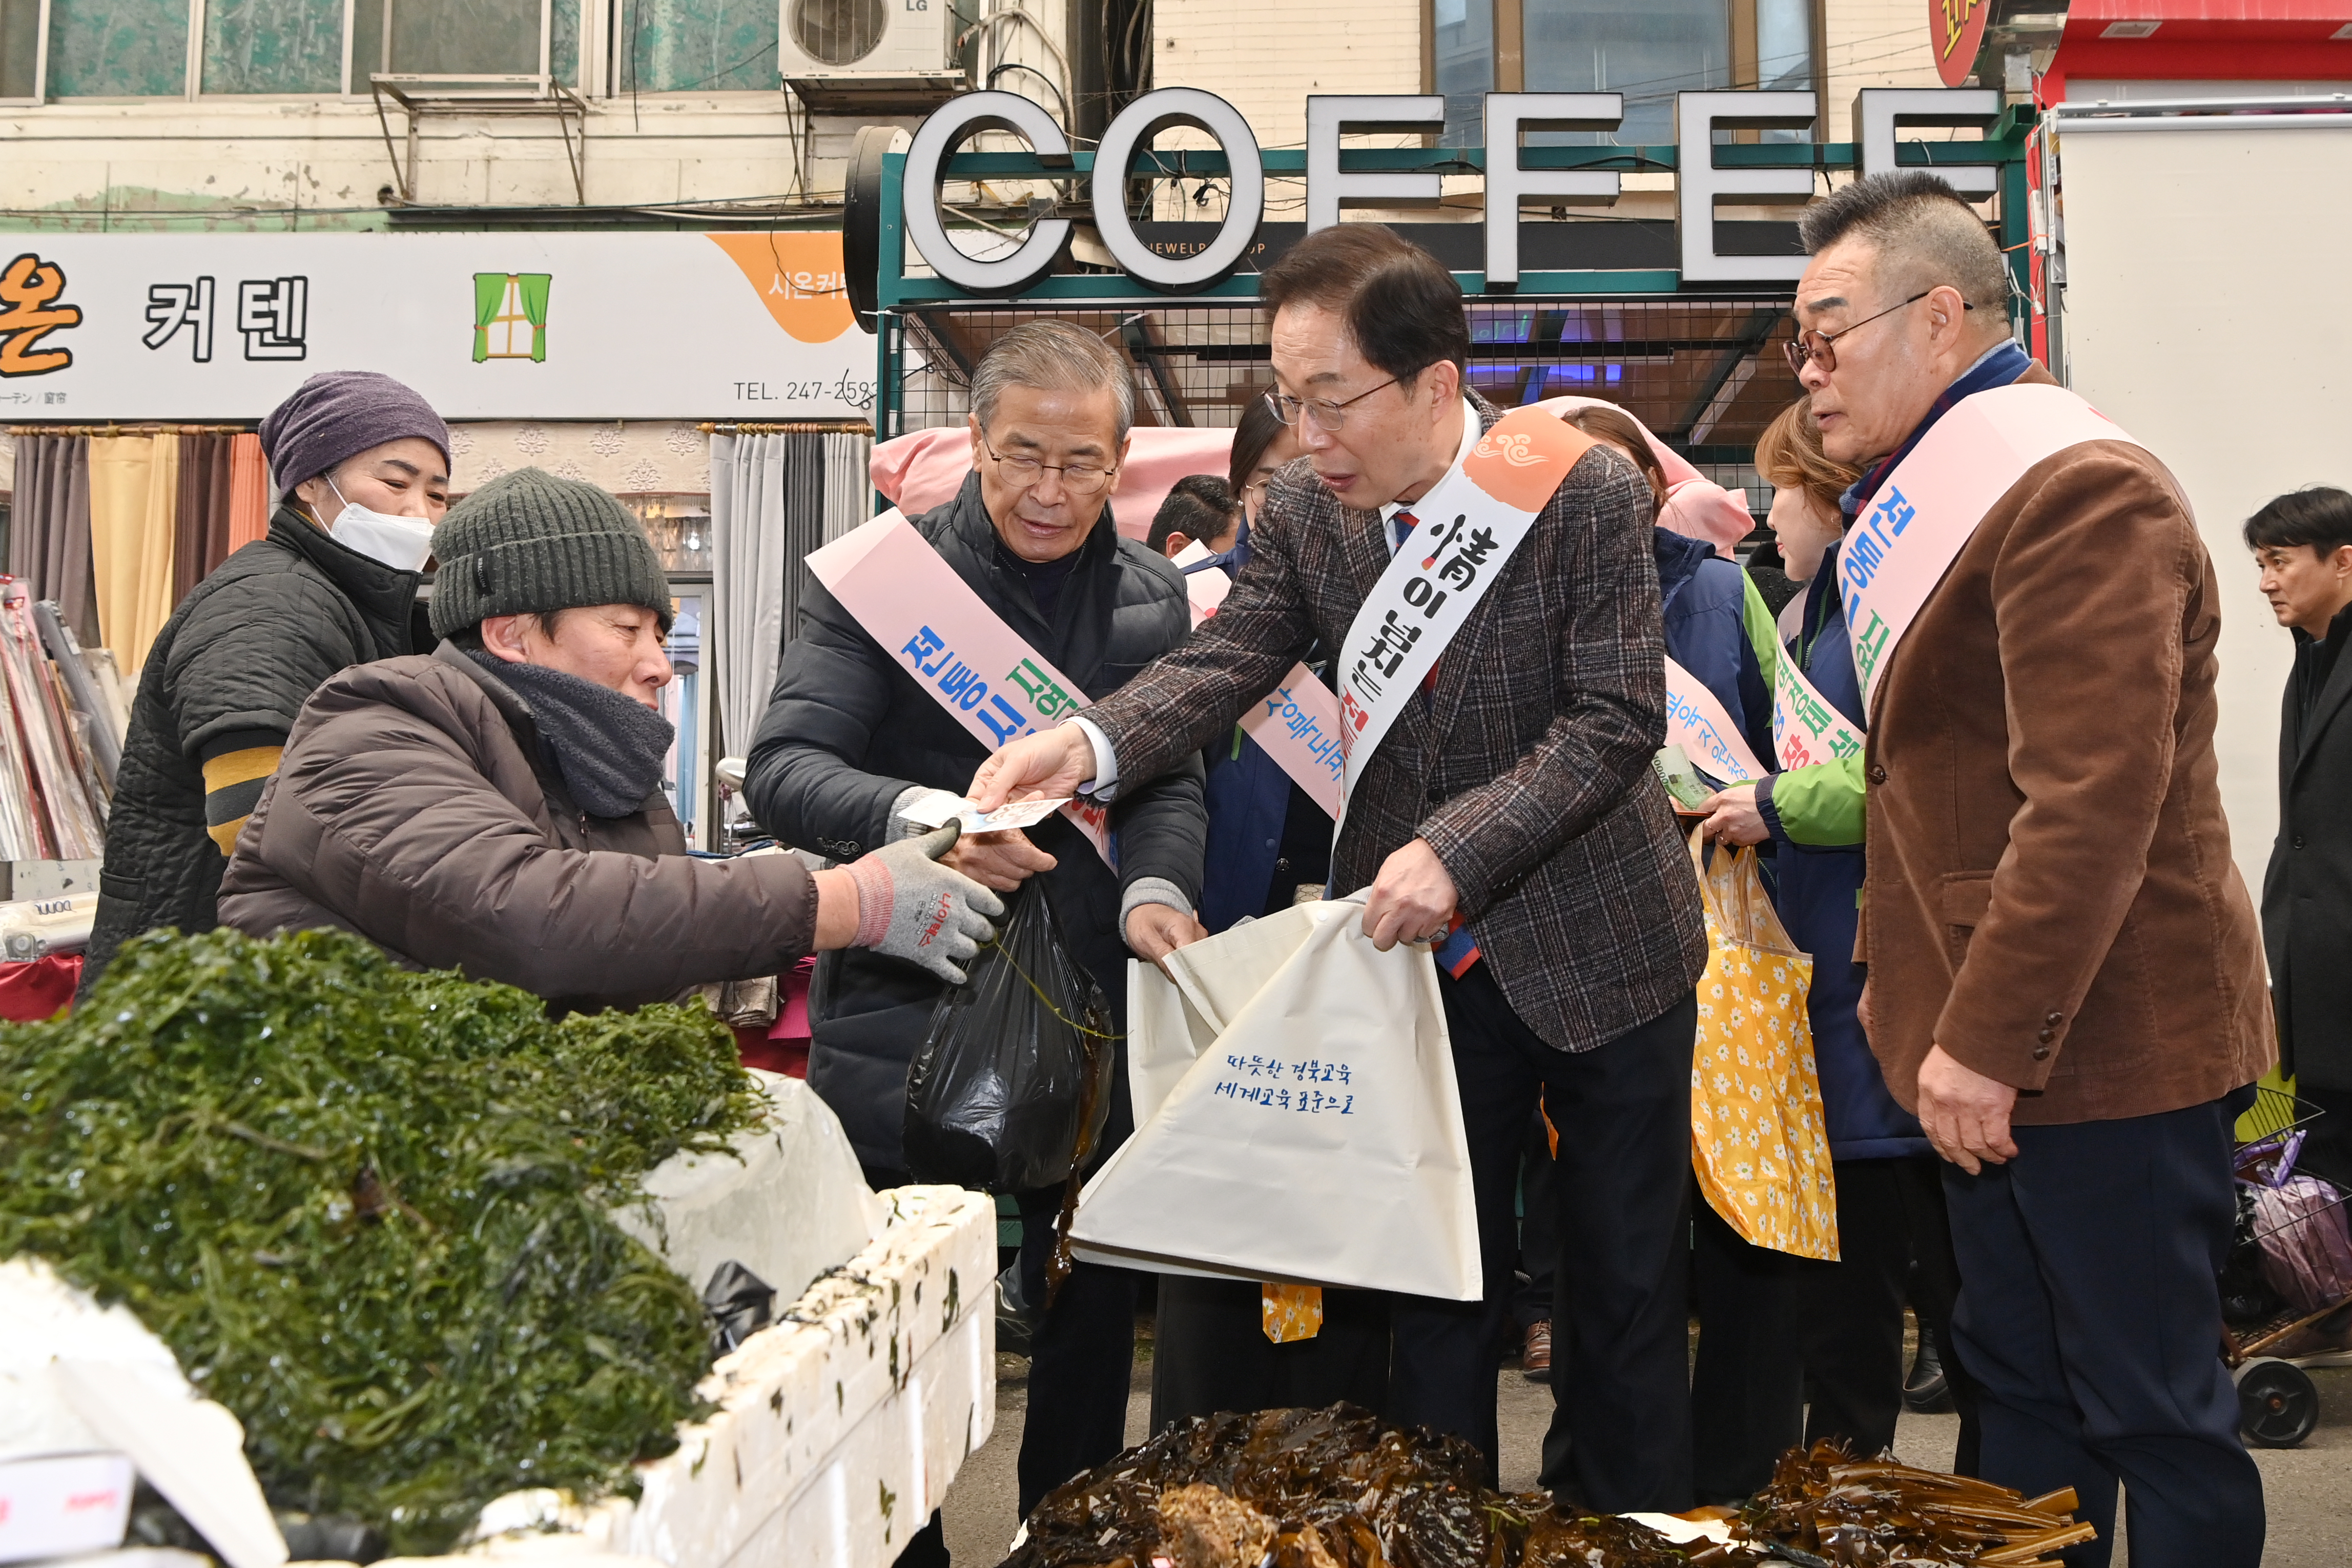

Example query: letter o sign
[901,91,1074,294]
[1090,88,1265,292]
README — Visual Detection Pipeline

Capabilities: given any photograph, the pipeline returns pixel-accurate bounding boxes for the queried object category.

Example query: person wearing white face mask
[80,370,452,991]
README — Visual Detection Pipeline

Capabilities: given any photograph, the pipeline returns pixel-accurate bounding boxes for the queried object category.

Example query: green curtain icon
[472,273,551,362]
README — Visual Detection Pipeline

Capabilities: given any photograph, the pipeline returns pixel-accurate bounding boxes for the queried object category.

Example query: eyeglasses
[979,436,1117,496]
[1264,376,1400,432]
[1783,291,1972,376]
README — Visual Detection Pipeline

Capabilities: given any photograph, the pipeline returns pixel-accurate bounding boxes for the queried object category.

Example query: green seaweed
[0,927,766,1557]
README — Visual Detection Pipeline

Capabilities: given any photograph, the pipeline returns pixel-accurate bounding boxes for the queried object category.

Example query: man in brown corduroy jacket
[1793,174,2270,1568]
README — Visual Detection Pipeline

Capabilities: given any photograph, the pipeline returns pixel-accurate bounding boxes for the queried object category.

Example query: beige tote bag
[1068,899,1480,1300]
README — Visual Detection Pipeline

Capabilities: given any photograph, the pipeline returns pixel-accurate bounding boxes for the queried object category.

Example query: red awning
[2049,1,2352,95]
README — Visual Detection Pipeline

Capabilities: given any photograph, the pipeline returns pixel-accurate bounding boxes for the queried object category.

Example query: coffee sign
[897,86,2008,296]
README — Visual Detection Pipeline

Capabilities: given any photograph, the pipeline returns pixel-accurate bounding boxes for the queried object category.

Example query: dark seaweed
[1001,1404,1609,1568]
[0,927,766,1557]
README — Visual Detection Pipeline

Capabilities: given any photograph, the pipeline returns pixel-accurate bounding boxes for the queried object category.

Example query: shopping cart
[2221,1087,2352,1448]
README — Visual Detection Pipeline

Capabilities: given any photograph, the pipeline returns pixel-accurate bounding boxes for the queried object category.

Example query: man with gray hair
[746,319,1207,1517]
[1793,173,2270,1567]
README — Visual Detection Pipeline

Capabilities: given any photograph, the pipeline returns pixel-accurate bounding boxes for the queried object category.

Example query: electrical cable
[986,61,1070,125]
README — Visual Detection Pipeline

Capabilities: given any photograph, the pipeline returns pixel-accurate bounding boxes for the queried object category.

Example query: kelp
[1003,1404,1516,1568]
[0,927,766,1557]
[1003,1411,2090,1568]
[1695,1442,2097,1568]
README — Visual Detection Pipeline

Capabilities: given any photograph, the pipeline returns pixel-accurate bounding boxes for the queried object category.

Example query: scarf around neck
[467,651,675,818]
[1842,339,2033,521]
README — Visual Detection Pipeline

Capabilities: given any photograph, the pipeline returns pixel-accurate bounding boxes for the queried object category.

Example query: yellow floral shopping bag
[1687,827,1839,1261]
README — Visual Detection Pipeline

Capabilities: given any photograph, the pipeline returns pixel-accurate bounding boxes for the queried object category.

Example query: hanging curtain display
[822,431,871,544]
[708,432,790,760]
[226,432,271,552]
[86,435,180,674]
[781,430,826,656]
[9,434,99,651]
[707,428,871,760]
[172,432,238,605]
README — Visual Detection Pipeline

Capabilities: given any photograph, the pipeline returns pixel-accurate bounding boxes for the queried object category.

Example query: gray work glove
[842,823,1006,985]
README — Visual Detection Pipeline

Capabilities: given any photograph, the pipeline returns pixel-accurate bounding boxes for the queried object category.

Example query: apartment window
[12,0,765,97]
[1433,0,1493,148]
[617,0,777,92]
[46,0,185,96]
[1525,0,1728,146]
[1427,0,1814,146]
[202,0,343,94]
[352,0,551,77]
[1,0,42,98]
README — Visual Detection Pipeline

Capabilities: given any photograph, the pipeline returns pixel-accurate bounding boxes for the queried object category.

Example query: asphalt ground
[940,1322,2352,1568]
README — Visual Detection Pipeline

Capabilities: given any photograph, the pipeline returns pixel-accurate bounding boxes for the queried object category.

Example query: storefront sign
[0,232,873,421]
[1933,0,1995,89]
[897,86,2010,295]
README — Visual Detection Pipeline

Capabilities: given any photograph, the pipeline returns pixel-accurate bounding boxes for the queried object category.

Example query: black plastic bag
[903,883,1116,1193]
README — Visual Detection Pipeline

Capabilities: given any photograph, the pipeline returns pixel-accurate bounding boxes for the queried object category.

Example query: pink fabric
[844,855,892,948]
[772,956,814,1042]
[1529,396,1756,558]
[871,426,1238,540]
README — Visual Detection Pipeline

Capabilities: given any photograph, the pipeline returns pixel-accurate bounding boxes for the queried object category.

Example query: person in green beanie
[217,467,1002,1010]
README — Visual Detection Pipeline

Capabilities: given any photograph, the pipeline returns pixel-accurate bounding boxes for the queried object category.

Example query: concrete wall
[0,1,1961,233]
[0,96,906,226]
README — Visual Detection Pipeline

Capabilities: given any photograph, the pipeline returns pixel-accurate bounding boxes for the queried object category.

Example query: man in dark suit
[2253,485,2352,1190]
[971,223,1708,1510]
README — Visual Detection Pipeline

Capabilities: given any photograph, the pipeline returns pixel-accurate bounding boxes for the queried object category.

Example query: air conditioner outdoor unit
[780,0,965,112]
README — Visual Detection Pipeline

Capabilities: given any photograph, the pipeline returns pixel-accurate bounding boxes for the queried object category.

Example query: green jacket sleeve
[1759,756,1867,848]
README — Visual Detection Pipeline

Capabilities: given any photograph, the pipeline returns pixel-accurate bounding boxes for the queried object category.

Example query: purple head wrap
[257,370,451,495]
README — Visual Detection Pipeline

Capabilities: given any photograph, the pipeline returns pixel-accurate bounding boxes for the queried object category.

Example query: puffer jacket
[85,508,427,987]
[218,644,819,1012]
[745,472,1207,1174]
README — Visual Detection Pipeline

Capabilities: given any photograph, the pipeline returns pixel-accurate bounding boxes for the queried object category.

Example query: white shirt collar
[1380,399,1481,525]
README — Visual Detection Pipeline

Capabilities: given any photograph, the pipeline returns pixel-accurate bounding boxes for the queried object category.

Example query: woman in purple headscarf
[80,370,452,989]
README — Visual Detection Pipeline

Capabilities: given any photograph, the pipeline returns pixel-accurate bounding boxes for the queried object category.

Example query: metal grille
[885,296,1803,501]
[790,0,887,66]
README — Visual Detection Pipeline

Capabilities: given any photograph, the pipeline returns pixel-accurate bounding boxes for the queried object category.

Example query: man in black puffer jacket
[746,321,1206,1520]
[83,371,448,991]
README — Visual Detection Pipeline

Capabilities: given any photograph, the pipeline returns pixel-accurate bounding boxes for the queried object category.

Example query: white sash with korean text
[1770,653,1868,771]
[803,510,1117,865]
[1665,657,1767,785]
[1840,382,2142,711]
[1334,407,1598,807]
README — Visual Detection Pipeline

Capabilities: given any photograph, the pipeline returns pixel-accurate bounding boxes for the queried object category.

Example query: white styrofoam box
[0,1450,134,1563]
[625,1184,996,1568]
[437,1185,997,1568]
[0,1257,191,1464]
[613,1071,884,1309]
[5,860,101,903]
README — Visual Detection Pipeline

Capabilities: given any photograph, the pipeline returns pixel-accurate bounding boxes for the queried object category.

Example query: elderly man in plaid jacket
[972,223,1708,1511]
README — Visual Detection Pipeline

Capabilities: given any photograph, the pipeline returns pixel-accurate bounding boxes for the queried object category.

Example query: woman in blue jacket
[1698,399,1979,1475]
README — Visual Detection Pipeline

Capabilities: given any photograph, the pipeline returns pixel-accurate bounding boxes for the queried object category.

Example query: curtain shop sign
[0,232,875,421]
[900,86,2007,292]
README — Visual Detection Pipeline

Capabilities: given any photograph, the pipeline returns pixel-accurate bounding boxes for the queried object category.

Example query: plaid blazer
[1087,396,1706,1051]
